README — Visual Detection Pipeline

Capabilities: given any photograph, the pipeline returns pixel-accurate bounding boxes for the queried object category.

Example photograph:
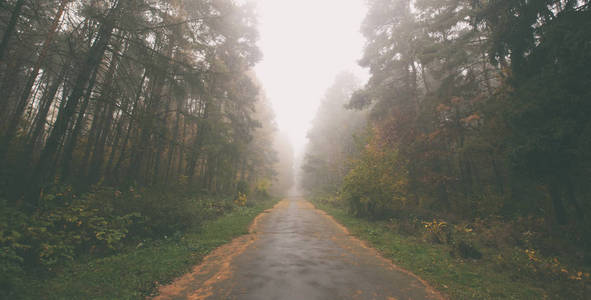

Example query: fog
[253,0,369,157]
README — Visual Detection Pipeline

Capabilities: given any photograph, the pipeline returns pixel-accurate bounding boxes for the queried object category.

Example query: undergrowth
[1,185,277,299]
[312,196,590,299]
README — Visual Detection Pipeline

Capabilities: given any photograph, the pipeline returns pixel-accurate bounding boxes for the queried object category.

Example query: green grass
[20,199,277,300]
[313,202,563,300]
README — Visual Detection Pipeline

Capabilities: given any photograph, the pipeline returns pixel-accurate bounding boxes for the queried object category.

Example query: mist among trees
[304,0,590,297]
[0,0,293,297]
[0,0,590,298]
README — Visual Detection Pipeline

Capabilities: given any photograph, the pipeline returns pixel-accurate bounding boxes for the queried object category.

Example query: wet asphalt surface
[154,198,442,300]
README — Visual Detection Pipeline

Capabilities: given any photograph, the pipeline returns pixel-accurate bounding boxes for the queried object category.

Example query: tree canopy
[303,0,591,285]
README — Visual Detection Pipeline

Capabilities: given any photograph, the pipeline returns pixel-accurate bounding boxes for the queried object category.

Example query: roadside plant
[235,192,247,207]
[423,219,450,244]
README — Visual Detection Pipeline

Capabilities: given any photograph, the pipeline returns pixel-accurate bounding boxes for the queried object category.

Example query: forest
[0,0,293,297]
[2,0,591,299]
[303,0,591,298]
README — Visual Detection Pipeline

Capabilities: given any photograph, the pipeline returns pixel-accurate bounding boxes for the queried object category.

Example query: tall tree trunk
[60,64,99,181]
[186,119,209,180]
[4,0,68,146]
[549,183,567,225]
[104,99,130,181]
[165,105,181,184]
[176,118,187,179]
[186,98,210,181]
[22,71,47,133]
[0,55,23,120]
[152,137,164,185]
[28,66,67,150]
[128,65,166,183]
[29,7,118,204]
[81,96,105,177]
[112,71,145,183]
[84,40,123,183]
[88,95,116,184]
[565,179,584,220]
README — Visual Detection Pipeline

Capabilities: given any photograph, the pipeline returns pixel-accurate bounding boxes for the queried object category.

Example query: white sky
[252,0,369,156]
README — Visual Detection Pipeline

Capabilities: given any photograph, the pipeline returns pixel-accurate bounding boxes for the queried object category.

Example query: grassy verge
[21,198,277,300]
[313,201,589,299]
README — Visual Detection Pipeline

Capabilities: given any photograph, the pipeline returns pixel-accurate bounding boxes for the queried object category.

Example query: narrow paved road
[154,198,443,300]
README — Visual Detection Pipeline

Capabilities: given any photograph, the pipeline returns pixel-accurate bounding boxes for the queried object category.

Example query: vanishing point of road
[154,198,444,300]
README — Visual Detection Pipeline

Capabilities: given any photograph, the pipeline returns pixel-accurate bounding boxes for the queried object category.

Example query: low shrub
[422,219,450,244]
[342,145,408,219]
[0,183,239,297]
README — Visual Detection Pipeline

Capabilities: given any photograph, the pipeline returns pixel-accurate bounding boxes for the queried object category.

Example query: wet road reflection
[154,198,443,300]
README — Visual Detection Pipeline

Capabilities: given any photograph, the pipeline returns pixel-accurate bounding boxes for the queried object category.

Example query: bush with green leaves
[342,140,409,218]
[1,185,143,274]
[0,200,29,297]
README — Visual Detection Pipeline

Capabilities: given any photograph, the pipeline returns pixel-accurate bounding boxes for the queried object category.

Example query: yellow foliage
[423,219,449,243]
[525,249,539,262]
[524,248,589,282]
[235,192,247,207]
[255,179,271,194]
[178,175,189,186]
